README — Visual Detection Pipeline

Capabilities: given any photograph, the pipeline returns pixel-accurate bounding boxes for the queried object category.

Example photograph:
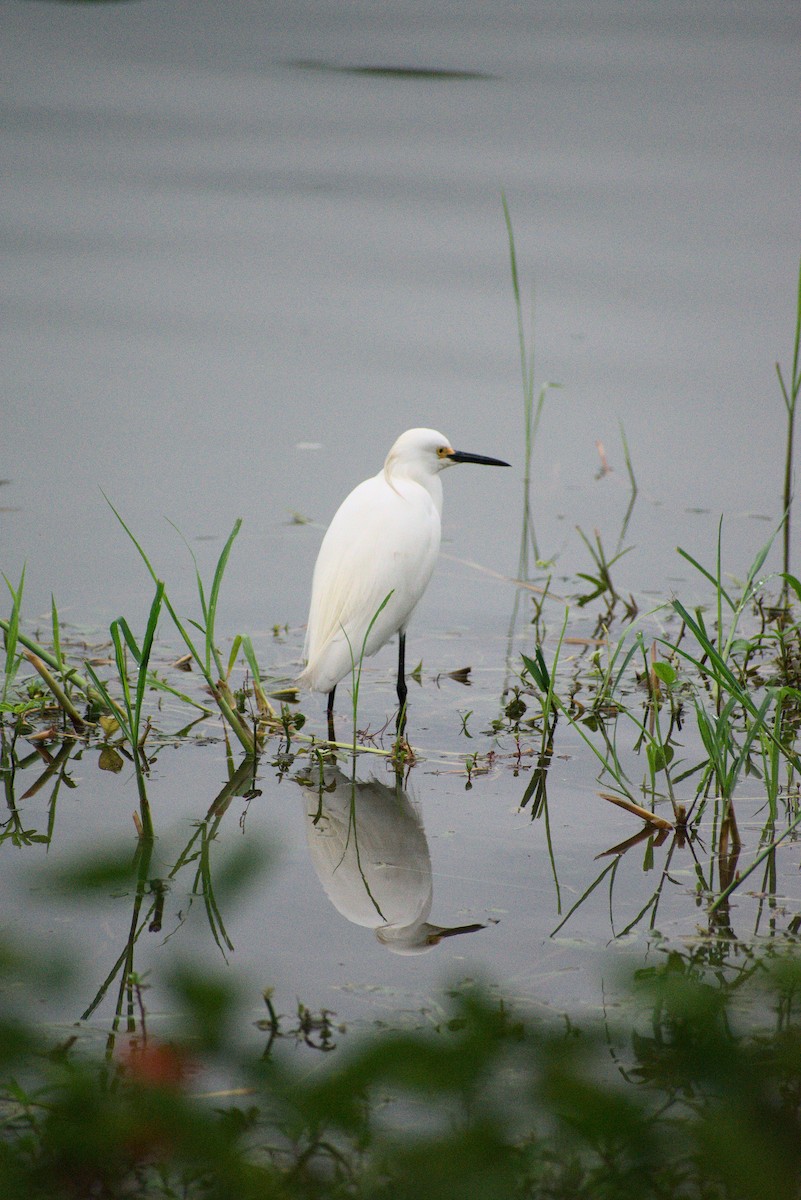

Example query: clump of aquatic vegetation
[3,943,801,1199]
[2,505,281,762]
[490,216,801,933]
[2,209,801,1198]
[2,242,801,924]
[509,526,801,939]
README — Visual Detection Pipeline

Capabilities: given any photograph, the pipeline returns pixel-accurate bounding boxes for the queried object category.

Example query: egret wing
[301,475,440,691]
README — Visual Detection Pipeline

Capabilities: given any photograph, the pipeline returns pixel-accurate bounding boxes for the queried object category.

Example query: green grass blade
[205,519,243,676]
[779,573,801,604]
[109,621,135,733]
[610,635,646,697]
[102,491,161,583]
[731,690,776,784]
[1,566,25,704]
[522,648,550,693]
[133,582,165,736]
[165,516,209,626]
[114,617,142,665]
[744,525,778,590]
[669,600,745,705]
[102,492,203,666]
[716,516,724,663]
[84,661,132,743]
[501,193,536,458]
[348,591,394,742]
[227,635,243,680]
[0,618,97,709]
[240,635,277,721]
[240,635,261,684]
[524,610,636,802]
[675,546,734,610]
[101,498,255,753]
[145,674,213,714]
[777,255,801,412]
[50,594,64,676]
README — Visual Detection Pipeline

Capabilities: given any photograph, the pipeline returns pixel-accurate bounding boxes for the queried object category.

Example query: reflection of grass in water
[2,245,801,934]
[495,244,801,934]
[521,526,801,937]
[342,589,396,752]
[4,229,801,1200]
[3,512,801,928]
[70,753,266,1028]
[4,569,801,1193]
[3,941,801,1199]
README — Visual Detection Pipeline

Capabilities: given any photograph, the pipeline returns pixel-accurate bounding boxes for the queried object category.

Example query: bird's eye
[437,446,452,458]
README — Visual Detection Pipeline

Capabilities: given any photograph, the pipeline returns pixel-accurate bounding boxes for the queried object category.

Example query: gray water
[2,1,801,1038]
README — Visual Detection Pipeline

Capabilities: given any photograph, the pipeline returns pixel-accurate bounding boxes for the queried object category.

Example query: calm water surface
[2,1,800,1037]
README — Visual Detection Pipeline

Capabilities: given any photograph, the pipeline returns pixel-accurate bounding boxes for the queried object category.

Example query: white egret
[298,427,510,733]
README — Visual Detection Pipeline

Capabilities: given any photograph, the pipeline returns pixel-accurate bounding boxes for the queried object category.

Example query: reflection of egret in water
[301,765,484,955]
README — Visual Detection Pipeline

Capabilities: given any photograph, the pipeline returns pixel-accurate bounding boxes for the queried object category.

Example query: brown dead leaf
[26,727,58,744]
[599,791,674,830]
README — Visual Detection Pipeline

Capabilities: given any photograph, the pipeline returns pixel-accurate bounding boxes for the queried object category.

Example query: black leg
[327,686,336,741]
[396,631,408,732]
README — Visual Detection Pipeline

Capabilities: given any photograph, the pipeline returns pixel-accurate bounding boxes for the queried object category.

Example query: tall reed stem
[777,257,801,578]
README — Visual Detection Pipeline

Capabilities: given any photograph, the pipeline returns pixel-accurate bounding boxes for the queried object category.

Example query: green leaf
[674,547,734,611]
[114,616,142,664]
[206,519,243,672]
[227,634,243,679]
[133,581,165,734]
[646,742,674,773]
[522,649,549,692]
[2,566,25,703]
[780,572,801,604]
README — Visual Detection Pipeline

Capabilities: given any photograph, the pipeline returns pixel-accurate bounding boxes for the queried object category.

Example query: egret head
[383,428,510,482]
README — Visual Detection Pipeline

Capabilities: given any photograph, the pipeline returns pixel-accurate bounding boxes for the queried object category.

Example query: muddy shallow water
[2,1,801,1038]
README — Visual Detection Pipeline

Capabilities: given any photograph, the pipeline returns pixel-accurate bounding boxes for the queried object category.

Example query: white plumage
[299,427,509,729]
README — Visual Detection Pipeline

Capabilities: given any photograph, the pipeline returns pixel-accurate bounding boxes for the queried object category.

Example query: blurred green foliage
[3,949,801,1199]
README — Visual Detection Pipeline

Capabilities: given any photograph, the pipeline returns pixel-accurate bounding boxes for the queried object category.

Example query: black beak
[449,449,511,467]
